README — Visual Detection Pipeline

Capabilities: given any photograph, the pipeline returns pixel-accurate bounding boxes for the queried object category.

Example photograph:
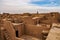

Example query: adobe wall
[21,17,35,25]
[25,24,50,38]
[3,21,16,40]
[12,23,25,38]
[0,27,5,40]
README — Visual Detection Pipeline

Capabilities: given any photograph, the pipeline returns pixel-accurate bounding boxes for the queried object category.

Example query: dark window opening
[16,31,18,37]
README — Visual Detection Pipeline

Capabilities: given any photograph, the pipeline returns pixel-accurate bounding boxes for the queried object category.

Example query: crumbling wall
[12,23,25,38]
[3,21,16,40]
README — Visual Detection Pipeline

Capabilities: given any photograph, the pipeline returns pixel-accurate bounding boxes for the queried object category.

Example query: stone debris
[46,23,60,40]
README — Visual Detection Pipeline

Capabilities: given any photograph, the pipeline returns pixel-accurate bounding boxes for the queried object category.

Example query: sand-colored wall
[3,21,16,40]
[12,23,25,38]
[25,24,50,38]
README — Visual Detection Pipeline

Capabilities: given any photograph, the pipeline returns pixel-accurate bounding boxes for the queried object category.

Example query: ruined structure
[0,12,60,40]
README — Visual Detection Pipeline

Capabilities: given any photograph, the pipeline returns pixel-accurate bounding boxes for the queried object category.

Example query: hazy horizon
[0,0,60,14]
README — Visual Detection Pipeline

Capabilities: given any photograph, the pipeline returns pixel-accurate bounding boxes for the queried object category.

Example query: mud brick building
[0,12,60,40]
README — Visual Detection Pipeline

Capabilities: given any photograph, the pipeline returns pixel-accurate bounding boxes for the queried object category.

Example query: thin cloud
[32,0,42,1]
[0,0,60,13]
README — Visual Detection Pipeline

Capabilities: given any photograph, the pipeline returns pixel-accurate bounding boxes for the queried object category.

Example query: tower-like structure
[37,11,39,14]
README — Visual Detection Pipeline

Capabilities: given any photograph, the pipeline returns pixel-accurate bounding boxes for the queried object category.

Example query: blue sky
[30,0,60,6]
[0,0,60,13]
